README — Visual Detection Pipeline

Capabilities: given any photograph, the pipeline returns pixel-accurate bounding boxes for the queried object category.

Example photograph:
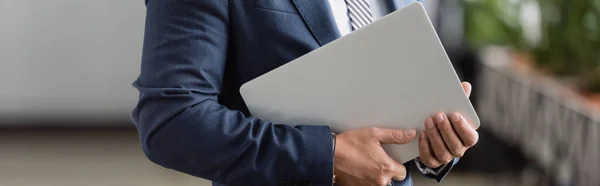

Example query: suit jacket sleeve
[133,0,334,185]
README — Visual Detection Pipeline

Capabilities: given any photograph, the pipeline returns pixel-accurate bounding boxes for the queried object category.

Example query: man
[132,0,479,186]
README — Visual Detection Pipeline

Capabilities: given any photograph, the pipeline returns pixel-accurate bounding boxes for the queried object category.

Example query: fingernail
[420,131,426,139]
[435,113,445,122]
[451,113,461,122]
[404,129,416,137]
[425,118,434,129]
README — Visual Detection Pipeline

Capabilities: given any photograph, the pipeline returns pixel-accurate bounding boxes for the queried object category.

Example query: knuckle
[378,162,395,174]
[451,148,465,157]
[396,166,406,178]
[398,173,407,180]
[464,134,479,147]
[366,127,380,139]
[442,156,454,164]
[427,129,439,138]
[425,160,440,168]
[435,153,452,163]
[375,177,390,186]
[368,127,380,135]
[394,173,407,181]
[391,130,405,141]
[397,165,406,172]
[438,122,452,132]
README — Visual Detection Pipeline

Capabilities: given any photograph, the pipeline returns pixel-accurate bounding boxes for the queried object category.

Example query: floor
[0,127,524,186]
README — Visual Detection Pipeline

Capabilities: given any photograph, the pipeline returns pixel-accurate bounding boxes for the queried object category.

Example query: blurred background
[0,0,598,185]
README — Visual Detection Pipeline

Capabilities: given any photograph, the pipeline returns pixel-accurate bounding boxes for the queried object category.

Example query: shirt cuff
[413,158,459,182]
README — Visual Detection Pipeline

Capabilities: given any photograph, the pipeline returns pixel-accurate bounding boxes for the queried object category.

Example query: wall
[0,0,145,125]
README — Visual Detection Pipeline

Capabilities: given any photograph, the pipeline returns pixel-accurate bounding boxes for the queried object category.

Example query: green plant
[463,0,529,50]
[535,0,600,92]
[534,0,600,76]
[464,0,600,93]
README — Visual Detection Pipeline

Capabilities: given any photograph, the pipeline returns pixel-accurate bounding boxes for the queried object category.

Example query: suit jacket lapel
[291,0,341,46]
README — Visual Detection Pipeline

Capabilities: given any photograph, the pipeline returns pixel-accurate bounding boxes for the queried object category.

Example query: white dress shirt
[328,0,388,36]
[328,0,438,35]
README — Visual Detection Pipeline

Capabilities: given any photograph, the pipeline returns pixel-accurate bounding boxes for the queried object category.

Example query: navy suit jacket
[133,0,452,185]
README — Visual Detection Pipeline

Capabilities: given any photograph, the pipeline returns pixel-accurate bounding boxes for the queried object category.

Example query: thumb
[376,128,417,144]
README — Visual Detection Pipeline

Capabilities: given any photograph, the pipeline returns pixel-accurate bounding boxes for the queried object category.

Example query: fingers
[418,112,479,169]
[461,82,472,97]
[375,128,417,144]
[389,161,407,181]
[435,113,466,157]
[418,131,442,168]
[450,112,479,147]
[425,117,454,164]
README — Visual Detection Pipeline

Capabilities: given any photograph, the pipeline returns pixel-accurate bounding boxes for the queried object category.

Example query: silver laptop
[239,2,479,163]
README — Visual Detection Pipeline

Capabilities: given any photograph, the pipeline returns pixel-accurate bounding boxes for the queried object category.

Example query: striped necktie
[344,0,373,30]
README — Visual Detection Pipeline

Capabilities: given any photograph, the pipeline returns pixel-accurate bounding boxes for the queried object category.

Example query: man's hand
[418,82,479,168]
[334,127,417,186]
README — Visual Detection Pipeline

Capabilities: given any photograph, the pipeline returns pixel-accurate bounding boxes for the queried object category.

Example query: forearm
[133,86,334,185]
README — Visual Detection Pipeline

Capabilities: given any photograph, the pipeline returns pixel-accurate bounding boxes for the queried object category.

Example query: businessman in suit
[132,0,479,185]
